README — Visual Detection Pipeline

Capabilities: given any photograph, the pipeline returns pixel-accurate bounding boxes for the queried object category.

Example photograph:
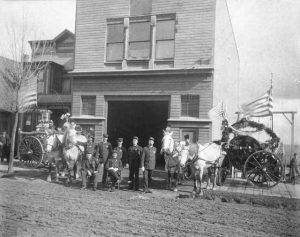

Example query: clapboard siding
[72,95,81,116]
[95,95,105,117]
[95,124,104,142]
[171,127,181,142]
[170,94,181,118]
[74,0,216,72]
[73,74,212,119]
[73,75,211,94]
[198,126,211,143]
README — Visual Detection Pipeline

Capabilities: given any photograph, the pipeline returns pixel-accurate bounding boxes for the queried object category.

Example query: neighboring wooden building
[0,56,15,134]
[71,0,239,148]
[22,29,75,131]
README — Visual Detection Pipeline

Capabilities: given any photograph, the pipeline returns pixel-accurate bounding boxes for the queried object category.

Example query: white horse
[44,133,65,182]
[161,131,198,190]
[179,142,225,194]
[62,126,87,183]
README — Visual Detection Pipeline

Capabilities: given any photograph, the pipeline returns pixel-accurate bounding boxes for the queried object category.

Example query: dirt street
[0,167,299,237]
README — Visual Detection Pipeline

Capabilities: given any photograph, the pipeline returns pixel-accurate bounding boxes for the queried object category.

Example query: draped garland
[221,118,280,149]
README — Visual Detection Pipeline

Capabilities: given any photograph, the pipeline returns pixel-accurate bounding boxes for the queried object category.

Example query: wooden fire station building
[70,0,239,148]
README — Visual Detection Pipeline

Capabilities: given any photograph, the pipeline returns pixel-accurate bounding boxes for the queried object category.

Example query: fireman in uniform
[106,149,123,192]
[114,138,128,167]
[141,137,157,193]
[98,133,112,188]
[128,136,143,190]
[81,135,100,191]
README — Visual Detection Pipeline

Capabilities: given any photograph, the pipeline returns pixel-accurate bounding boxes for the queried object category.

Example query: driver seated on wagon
[81,135,100,191]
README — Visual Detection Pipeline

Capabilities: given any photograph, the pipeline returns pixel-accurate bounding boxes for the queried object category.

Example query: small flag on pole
[241,90,273,117]
[208,101,227,120]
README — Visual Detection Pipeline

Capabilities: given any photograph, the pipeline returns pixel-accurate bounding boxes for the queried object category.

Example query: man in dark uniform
[81,135,100,191]
[141,137,156,193]
[106,149,123,192]
[128,136,143,190]
[114,138,128,167]
[98,133,112,188]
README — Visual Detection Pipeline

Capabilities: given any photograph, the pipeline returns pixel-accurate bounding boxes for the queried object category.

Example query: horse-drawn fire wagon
[17,110,56,168]
[217,118,283,188]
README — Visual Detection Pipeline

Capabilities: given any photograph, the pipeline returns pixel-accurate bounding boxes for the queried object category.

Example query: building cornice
[69,67,214,77]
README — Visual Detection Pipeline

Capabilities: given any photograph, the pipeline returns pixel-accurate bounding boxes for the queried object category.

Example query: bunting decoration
[18,76,37,112]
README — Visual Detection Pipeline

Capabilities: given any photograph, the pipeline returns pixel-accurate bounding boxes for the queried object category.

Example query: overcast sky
[0,0,299,147]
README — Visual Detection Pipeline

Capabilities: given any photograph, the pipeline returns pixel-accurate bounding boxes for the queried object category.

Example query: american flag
[241,90,273,117]
[18,76,37,112]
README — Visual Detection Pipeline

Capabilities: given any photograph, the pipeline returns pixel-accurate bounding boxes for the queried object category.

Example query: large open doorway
[107,100,169,165]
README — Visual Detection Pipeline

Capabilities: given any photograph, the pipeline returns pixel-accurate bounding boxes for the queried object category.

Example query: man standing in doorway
[141,137,156,193]
[98,133,112,188]
[128,136,143,191]
[179,134,191,183]
[114,138,128,167]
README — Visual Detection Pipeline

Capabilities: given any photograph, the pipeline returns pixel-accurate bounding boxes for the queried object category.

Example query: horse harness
[186,142,224,168]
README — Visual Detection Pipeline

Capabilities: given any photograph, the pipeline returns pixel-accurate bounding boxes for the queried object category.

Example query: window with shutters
[181,95,199,118]
[156,18,175,60]
[129,19,151,59]
[81,96,96,115]
[106,23,124,61]
[130,0,152,16]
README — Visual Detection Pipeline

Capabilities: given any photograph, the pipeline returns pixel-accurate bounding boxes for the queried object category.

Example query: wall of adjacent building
[212,0,240,140]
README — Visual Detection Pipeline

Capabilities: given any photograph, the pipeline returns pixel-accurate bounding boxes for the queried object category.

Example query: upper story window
[129,18,151,59]
[130,0,152,16]
[106,13,176,66]
[81,96,96,115]
[181,95,199,118]
[156,17,175,60]
[106,22,124,61]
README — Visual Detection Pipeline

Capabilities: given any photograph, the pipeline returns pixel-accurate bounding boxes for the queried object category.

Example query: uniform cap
[133,136,139,140]
[117,138,123,142]
[149,137,154,141]
[103,133,109,138]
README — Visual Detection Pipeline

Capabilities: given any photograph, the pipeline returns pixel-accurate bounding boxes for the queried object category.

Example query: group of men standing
[81,134,157,193]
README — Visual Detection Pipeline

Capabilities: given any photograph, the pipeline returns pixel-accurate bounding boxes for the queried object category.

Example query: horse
[44,133,65,182]
[161,131,198,191]
[179,142,225,195]
[62,127,87,184]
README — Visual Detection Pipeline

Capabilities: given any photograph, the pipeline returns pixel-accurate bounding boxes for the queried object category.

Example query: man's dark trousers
[129,158,140,190]
[143,169,153,192]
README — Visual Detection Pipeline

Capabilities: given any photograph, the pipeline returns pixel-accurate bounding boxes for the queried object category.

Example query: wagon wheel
[244,151,282,188]
[18,136,44,168]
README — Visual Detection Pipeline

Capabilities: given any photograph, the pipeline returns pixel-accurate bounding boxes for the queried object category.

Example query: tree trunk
[7,112,19,173]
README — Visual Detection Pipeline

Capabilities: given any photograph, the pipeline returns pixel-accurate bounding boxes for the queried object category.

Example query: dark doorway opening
[107,101,169,166]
